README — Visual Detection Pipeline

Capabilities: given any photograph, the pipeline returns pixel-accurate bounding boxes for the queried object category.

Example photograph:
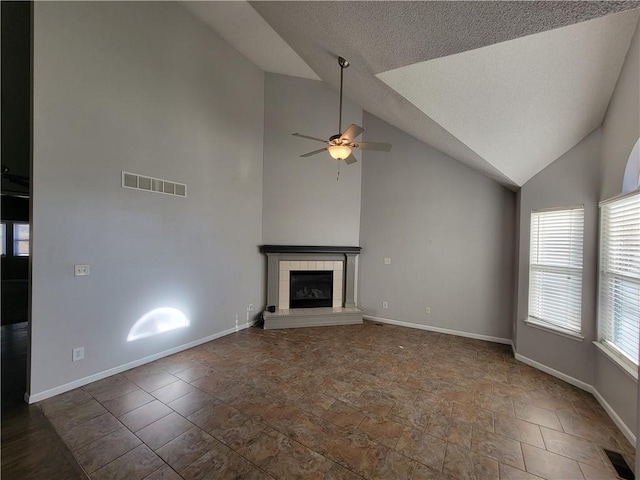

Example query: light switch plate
[384,257,391,265]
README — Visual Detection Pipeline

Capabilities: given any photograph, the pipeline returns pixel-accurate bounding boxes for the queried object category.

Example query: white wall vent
[122,171,187,197]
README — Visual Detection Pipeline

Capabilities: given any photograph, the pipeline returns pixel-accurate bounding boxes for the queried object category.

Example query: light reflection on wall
[127,307,189,342]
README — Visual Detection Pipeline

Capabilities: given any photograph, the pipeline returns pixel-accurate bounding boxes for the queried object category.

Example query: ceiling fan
[293,56,391,165]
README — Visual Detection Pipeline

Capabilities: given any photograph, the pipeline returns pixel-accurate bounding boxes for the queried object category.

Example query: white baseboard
[513,351,592,392]
[363,315,511,345]
[26,321,255,404]
[590,387,637,447]
[514,351,636,446]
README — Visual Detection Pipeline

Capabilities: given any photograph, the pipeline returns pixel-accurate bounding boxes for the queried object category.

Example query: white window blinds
[598,191,640,367]
[529,207,584,333]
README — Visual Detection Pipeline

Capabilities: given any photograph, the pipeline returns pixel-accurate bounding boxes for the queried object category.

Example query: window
[0,223,5,256]
[598,190,640,369]
[12,223,30,256]
[528,207,584,335]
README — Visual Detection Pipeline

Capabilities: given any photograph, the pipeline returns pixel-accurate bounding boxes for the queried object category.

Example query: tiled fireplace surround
[260,245,363,329]
[278,259,344,310]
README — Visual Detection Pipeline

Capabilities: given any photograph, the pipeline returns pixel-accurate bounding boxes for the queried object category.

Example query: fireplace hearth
[290,271,333,308]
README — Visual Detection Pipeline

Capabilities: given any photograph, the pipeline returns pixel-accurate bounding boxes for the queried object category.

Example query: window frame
[12,222,30,257]
[597,189,640,378]
[0,221,30,257]
[527,205,585,339]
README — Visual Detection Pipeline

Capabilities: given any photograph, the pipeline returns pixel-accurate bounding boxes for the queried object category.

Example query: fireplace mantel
[259,245,363,329]
[260,245,362,254]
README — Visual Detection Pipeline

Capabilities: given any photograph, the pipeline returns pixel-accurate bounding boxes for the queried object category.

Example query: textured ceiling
[187,1,640,189]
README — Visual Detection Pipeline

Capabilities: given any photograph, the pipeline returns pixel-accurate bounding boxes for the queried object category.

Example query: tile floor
[2,322,88,479]
[38,321,635,479]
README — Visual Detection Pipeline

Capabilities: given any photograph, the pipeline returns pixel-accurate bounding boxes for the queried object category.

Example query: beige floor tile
[155,426,218,472]
[58,411,123,451]
[83,375,140,403]
[521,443,585,480]
[91,444,164,480]
[357,443,416,480]
[540,426,609,468]
[136,412,194,450]
[498,462,544,479]
[268,441,333,479]
[167,389,216,417]
[142,464,183,479]
[395,427,447,471]
[322,400,366,429]
[119,400,172,433]
[359,414,406,449]
[578,461,620,480]
[443,443,499,480]
[494,414,544,449]
[102,389,155,417]
[471,427,525,470]
[150,379,197,404]
[514,402,562,431]
[74,427,141,473]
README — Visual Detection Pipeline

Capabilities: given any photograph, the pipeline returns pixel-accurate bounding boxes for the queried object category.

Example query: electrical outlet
[425,306,431,314]
[248,304,254,311]
[382,301,388,309]
[72,346,85,362]
[74,264,90,276]
[384,257,392,265]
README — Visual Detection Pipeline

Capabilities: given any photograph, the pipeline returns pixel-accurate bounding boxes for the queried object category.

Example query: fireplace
[259,245,363,329]
[290,271,333,308]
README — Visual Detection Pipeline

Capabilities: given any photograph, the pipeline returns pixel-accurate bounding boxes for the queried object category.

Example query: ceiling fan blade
[353,141,392,152]
[344,154,358,165]
[293,133,328,143]
[339,124,364,142]
[300,148,328,157]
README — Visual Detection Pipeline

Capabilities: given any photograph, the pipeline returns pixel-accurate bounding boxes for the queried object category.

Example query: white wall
[262,73,362,246]
[30,2,264,399]
[359,112,515,340]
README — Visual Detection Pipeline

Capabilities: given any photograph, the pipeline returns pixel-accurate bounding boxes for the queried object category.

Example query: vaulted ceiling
[184,1,640,189]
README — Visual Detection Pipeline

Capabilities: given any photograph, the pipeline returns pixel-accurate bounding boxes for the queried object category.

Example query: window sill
[593,341,638,382]
[524,318,584,342]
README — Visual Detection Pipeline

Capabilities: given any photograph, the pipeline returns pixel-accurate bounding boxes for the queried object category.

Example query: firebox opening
[290,270,333,308]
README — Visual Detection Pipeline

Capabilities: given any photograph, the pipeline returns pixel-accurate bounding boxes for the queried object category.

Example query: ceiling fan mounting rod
[338,56,349,135]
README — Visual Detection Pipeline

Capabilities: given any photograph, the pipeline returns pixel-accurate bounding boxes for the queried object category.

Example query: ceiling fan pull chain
[337,161,340,182]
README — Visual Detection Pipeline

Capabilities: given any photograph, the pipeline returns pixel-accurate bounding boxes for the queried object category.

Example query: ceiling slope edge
[181,1,320,81]
[377,9,640,186]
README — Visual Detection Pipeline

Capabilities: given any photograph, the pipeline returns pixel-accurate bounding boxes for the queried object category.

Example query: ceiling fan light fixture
[328,144,352,160]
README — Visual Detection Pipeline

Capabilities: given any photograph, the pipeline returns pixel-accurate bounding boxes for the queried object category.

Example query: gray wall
[515,16,640,440]
[262,73,362,246]
[601,18,640,201]
[359,112,515,340]
[31,2,264,398]
[598,16,640,447]
[515,129,601,385]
